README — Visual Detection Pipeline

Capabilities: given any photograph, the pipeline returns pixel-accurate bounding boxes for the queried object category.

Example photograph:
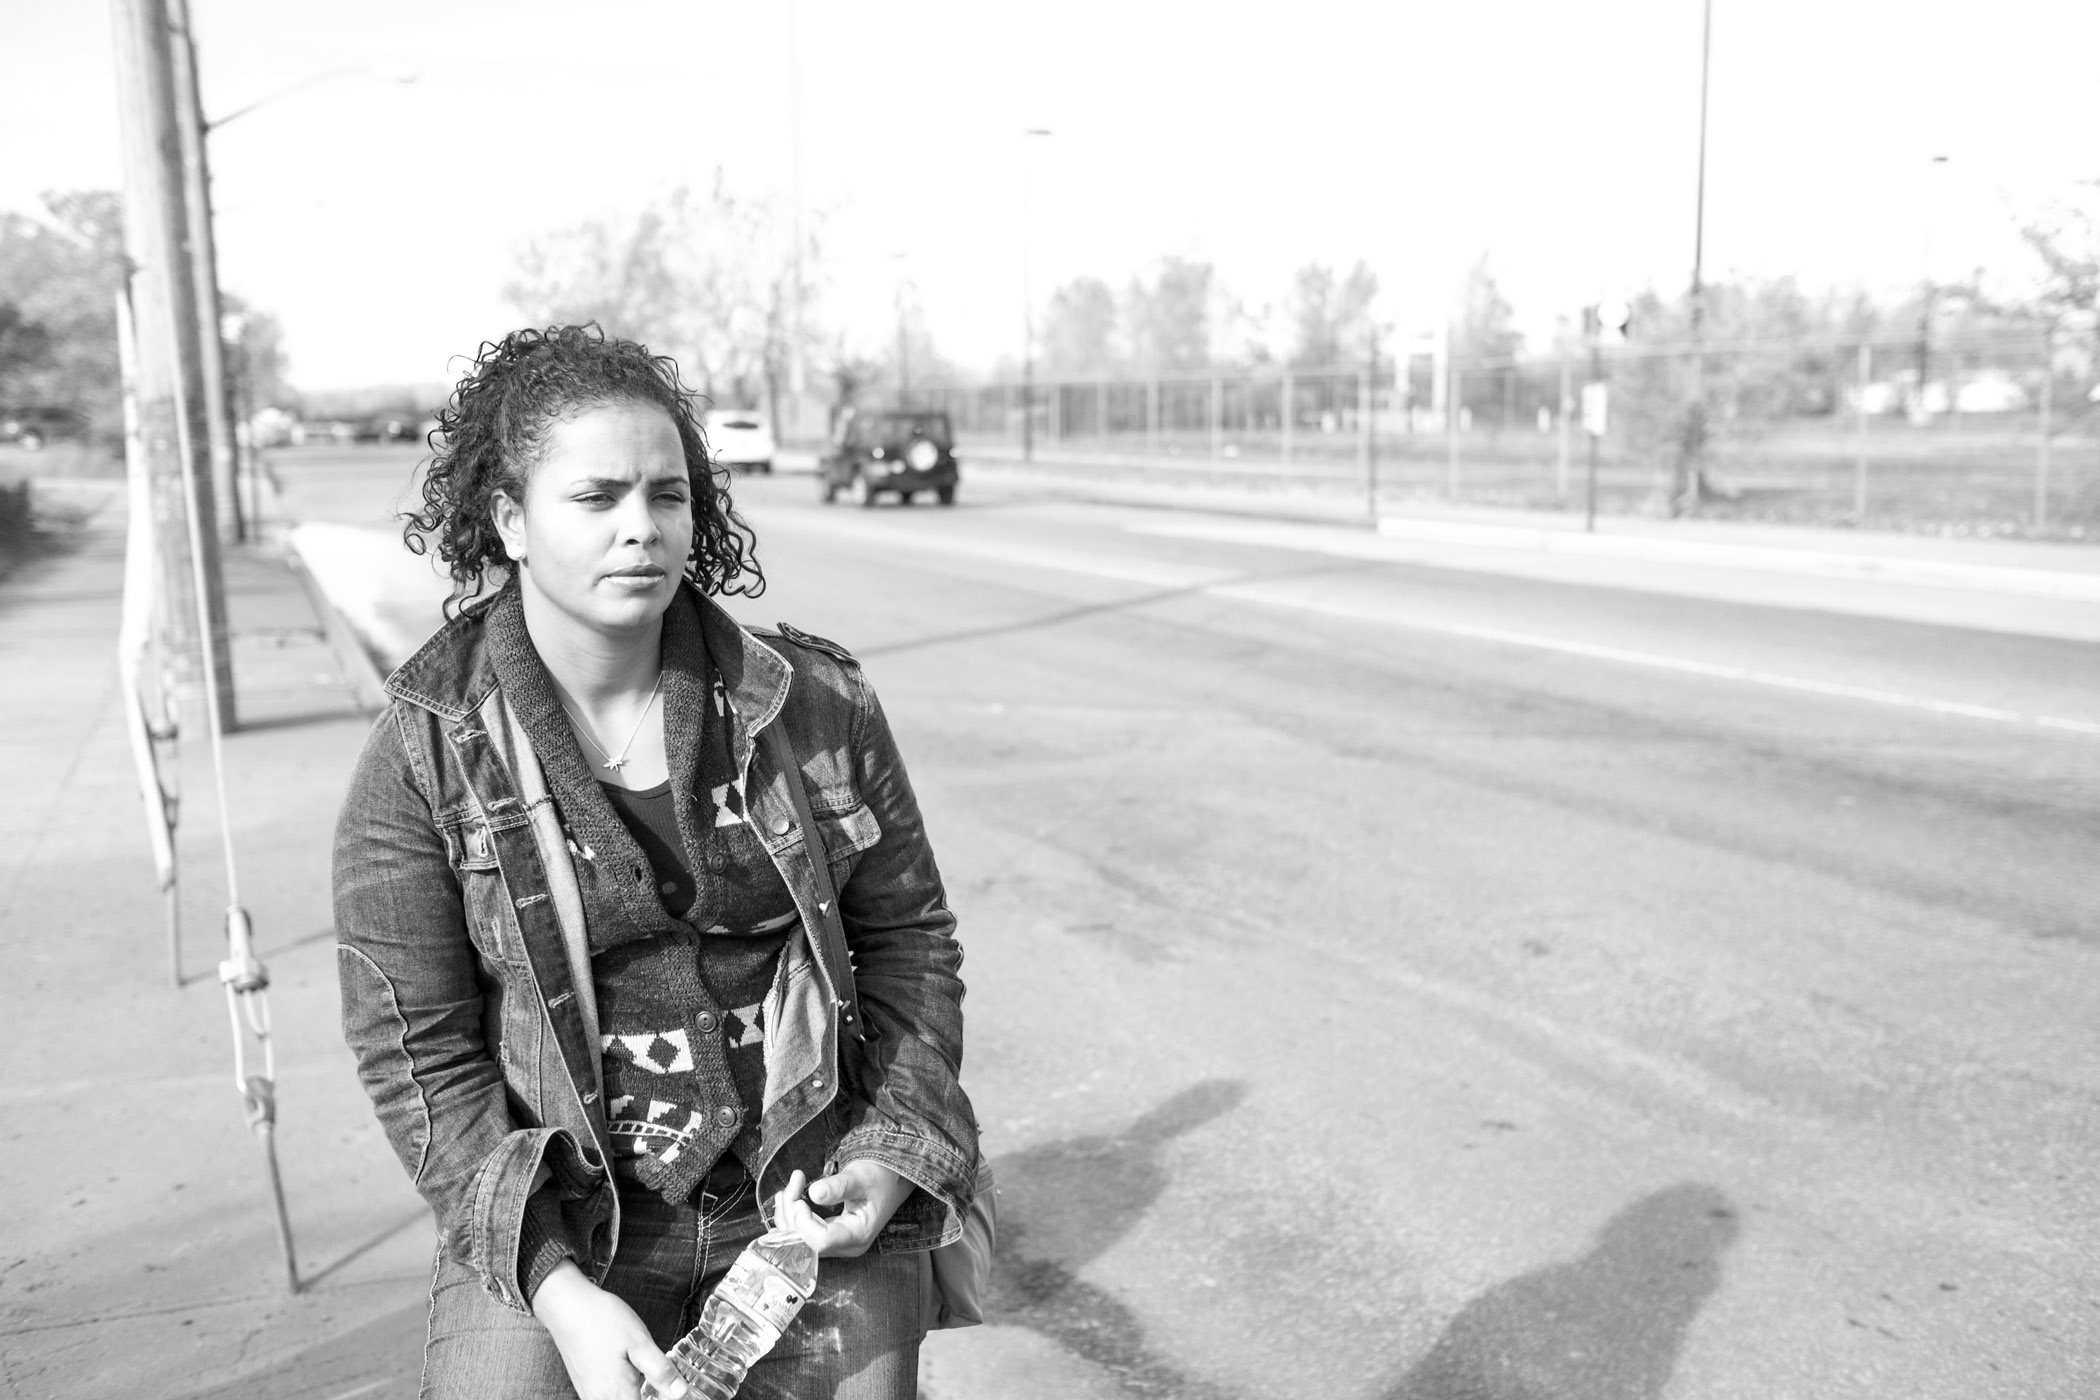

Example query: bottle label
[721,1255,809,1332]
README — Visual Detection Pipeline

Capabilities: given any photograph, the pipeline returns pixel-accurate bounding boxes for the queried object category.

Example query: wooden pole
[111,0,236,729]
[166,0,239,544]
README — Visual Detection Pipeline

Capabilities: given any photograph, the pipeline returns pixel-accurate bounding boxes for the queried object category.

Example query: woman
[334,325,977,1400]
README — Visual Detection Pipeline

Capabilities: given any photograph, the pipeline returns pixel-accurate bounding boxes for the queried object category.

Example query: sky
[5,0,2096,392]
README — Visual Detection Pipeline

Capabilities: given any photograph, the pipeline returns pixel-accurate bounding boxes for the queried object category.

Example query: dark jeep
[819,408,958,507]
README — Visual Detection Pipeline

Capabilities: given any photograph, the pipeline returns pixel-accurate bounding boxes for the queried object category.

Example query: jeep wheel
[936,485,956,506]
[850,474,875,508]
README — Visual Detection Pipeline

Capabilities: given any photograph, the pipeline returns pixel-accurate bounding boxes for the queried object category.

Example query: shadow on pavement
[298,1206,434,1292]
[988,1078,1248,1398]
[858,560,1381,662]
[1384,1181,1740,1400]
[167,1299,426,1400]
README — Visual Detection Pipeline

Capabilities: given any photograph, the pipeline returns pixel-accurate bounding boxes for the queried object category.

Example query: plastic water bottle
[642,1229,820,1400]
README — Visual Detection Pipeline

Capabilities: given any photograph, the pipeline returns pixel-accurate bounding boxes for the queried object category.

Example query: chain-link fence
[920,334,2100,537]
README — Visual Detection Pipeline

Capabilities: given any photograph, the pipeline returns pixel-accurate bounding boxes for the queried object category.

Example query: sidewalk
[0,479,429,1399]
[958,444,2100,643]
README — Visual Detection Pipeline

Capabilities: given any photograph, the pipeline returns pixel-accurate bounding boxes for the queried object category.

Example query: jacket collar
[384,578,793,936]
[384,577,791,746]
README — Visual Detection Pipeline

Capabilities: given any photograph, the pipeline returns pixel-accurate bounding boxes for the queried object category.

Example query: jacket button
[713,1105,738,1128]
[770,816,792,836]
[697,1012,718,1033]
[810,1076,824,1092]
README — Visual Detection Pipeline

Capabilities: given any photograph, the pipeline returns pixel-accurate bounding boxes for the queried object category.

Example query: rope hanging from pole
[160,278,302,1295]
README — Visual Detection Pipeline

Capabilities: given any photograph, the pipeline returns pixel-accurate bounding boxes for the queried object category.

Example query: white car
[704,409,776,473]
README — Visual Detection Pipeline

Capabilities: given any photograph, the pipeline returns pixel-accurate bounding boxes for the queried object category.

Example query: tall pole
[111,0,236,729]
[1678,0,1713,516]
[166,0,239,544]
[787,0,804,432]
[1020,128,1050,462]
[1916,154,1950,423]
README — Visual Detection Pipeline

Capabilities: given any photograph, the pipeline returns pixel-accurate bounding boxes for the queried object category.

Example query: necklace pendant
[601,756,628,772]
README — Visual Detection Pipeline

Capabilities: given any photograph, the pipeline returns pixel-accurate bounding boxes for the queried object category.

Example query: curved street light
[206,64,419,133]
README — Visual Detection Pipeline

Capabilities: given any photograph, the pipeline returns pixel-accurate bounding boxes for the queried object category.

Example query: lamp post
[887,253,916,406]
[1915,153,1951,423]
[187,58,418,538]
[1677,0,1714,516]
[1019,128,1052,461]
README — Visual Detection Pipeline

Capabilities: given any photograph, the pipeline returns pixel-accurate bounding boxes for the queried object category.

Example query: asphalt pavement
[5,448,2096,1399]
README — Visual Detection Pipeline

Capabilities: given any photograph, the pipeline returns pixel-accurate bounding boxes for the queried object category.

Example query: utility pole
[166,0,239,544]
[111,0,237,729]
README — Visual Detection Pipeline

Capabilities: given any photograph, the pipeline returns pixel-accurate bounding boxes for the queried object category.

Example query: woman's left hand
[775,1162,913,1258]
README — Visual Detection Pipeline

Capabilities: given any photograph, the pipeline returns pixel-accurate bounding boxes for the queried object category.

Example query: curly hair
[402,324,764,611]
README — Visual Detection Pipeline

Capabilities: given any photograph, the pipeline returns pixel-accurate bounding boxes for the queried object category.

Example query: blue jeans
[421,1178,929,1399]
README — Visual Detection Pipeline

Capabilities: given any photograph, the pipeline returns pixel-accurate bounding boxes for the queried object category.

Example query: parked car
[704,409,775,473]
[1,407,84,451]
[353,412,429,444]
[818,408,958,507]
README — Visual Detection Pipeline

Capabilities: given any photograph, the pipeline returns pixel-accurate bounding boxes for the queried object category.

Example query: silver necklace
[562,672,663,773]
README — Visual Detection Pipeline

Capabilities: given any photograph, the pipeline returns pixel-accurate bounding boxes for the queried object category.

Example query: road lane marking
[1208,579,2100,737]
[760,509,2100,738]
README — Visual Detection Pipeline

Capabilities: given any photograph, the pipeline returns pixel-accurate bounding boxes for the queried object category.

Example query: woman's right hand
[532,1260,689,1400]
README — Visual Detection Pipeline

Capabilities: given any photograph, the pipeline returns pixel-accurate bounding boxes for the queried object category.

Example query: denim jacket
[333,580,977,1312]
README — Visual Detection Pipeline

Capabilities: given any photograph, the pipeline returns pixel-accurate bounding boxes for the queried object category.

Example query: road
[272,446,2100,1399]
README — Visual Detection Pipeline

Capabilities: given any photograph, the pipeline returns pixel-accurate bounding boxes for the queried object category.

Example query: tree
[220,293,293,412]
[1289,260,1379,367]
[1126,256,1212,374]
[1041,276,1117,375]
[505,174,829,417]
[2021,181,2100,332]
[0,191,127,445]
[1451,254,1522,364]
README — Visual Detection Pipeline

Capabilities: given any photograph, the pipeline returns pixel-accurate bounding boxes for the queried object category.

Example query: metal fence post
[1147,379,1158,454]
[1359,367,1373,517]
[1556,356,1571,503]
[1445,364,1461,498]
[1853,342,1871,518]
[1209,375,1222,459]
[1281,370,1293,464]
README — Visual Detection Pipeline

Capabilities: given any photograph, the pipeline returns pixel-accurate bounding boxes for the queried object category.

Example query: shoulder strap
[762,721,866,1046]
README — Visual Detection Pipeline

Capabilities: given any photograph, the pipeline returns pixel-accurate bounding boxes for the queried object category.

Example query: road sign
[1581,382,1609,436]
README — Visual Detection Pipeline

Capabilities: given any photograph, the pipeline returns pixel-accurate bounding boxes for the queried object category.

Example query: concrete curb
[281,541,391,714]
[1372,516,2100,603]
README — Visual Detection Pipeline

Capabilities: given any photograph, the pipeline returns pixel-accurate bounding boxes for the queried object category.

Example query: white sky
[4,0,2094,390]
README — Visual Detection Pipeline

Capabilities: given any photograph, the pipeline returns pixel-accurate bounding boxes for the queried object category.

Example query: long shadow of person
[989,1078,1248,1397]
[1386,1182,1740,1400]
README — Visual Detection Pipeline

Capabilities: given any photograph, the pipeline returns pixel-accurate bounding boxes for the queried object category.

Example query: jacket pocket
[812,800,880,889]
[442,812,533,968]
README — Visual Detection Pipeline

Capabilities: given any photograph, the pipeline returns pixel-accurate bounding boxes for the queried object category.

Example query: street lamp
[206,64,419,132]
[1019,127,1052,462]
[1915,153,1952,423]
[176,51,419,541]
[887,251,916,405]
